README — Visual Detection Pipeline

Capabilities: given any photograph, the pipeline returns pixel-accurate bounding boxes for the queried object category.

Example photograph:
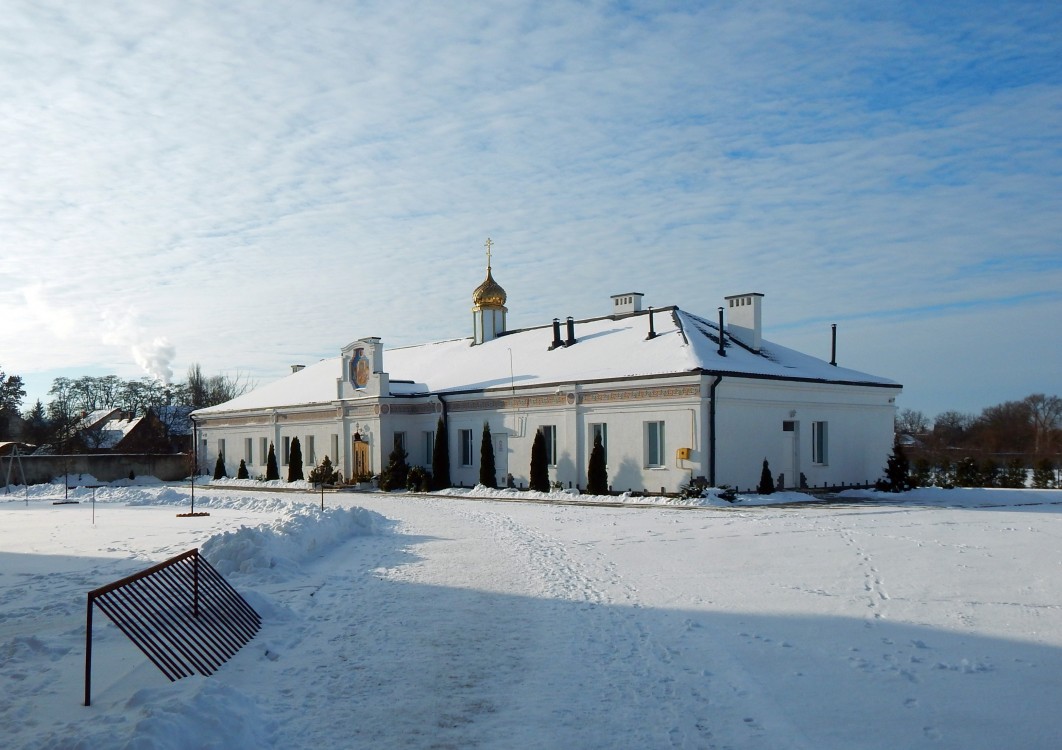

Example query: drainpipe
[709,375,722,486]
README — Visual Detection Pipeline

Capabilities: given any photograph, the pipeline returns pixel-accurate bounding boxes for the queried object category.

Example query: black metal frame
[85,548,260,706]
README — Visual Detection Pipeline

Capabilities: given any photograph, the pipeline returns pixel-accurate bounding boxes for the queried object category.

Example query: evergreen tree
[266,442,280,481]
[935,458,956,489]
[308,455,339,485]
[380,444,409,491]
[999,458,1027,489]
[1032,458,1056,489]
[876,438,912,493]
[955,456,981,487]
[213,452,227,480]
[529,429,550,492]
[479,422,497,488]
[587,433,608,495]
[287,437,304,482]
[237,459,249,479]
[431,417,451,490]
[757,458,775,495]
[22,399,49,446]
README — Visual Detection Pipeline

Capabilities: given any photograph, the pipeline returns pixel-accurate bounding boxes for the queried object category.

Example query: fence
[85,549,260,706]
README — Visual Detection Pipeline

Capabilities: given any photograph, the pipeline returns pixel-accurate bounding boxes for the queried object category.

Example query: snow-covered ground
[2,480,1061,749]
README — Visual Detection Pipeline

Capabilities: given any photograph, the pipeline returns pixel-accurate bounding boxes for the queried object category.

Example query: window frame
[459,428,474,467]
[645,421,665,468]
[812,421,829,464]
[590,422,608,465]
[541,424,557,466]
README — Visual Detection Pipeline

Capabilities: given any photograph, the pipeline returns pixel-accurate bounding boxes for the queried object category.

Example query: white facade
[192,271,900,493]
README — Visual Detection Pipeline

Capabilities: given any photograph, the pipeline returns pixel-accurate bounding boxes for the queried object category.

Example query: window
[393,432,405,452]
[331,434,339,465]
[645,421,665,467]
[590,423,608,464]
[424,431,435,464]
[260,437,269,465]
[459,429,474,466]
[218,439,226,459]
[306,435,315,465]
[245,438,253,464]
[282,436,291,465]
[812,421,829,464]
[541,425,557,466]
[782,420,796,432]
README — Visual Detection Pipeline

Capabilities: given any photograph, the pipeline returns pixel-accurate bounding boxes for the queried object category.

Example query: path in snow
[2,488,1061,749]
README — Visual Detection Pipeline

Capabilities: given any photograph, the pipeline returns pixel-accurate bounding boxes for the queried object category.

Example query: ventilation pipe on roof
[717,307,726,357]
[291,364,305,373]
[549,318,563,350]
[565,317,576,347]
[645,306,657,340]
[830,324,837,366]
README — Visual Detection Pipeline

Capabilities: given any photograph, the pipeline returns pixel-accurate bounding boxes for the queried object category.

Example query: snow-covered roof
[97,416,143,449]
[194,306,899,416]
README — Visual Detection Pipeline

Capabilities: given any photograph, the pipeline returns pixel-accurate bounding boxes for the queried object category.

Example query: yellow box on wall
[676,447,691,460]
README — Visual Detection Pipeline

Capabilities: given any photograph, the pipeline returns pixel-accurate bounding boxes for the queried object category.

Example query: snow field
[1,483,1061,748]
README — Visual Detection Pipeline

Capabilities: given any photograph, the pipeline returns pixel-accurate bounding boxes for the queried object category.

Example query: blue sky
[2,0,1059,419]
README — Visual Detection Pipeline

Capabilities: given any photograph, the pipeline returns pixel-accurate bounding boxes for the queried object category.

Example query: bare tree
[895,409,930,436]
[1025,393,1062,456]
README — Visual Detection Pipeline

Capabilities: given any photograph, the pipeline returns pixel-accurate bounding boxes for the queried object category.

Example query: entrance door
[782,420,800,489]
[353,438,370,479]
[494,433,508,487]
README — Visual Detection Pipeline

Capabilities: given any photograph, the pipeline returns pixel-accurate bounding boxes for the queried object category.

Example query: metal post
[193,551,200,619]
[84,595,94,706]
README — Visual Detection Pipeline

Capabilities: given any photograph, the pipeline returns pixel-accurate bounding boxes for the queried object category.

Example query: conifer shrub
[431,417,451,490]
[679,475,709,499]
[479,422,497,488]
[308,455,339,485]
[237,459,249,479]
[407,465,431,492]
[213,453,226,480]
[529,429,550,493]
[586,433,609,495]
[955,456,981,487]
[379,445,409,491]
[287,437,304,482]
[999,458,1027,489]
[876,439,912,492]
[911,457,933,488]
[266,442,280,481]
[1032,458,1056,489]
[757,458,775,495]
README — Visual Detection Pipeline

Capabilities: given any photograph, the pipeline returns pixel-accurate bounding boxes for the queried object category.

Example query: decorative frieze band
[579,385,699,404]
[447,385,698,413]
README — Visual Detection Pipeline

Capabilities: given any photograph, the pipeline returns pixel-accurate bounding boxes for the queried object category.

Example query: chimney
[291,364,306,373]
[645,306,656,340]
[610,292,644,315]
[830,324,837,366]
[549,318,563,350]
[717,307,726,356]
[723,293,764,352]
[565,317,576,346]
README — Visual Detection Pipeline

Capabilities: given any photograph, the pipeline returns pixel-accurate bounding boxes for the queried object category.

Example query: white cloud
[2,0,1059,413]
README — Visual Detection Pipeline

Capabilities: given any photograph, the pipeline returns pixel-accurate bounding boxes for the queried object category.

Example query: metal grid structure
[84,548,260,706]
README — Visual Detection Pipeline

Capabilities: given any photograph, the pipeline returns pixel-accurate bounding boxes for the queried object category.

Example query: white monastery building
[192,250,901,493]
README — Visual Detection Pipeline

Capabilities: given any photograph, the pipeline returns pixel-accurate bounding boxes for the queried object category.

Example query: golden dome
[473,267,507,308]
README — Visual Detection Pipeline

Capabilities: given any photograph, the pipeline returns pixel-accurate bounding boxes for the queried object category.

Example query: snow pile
[202,505,388,577]
[434,484,823,507]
